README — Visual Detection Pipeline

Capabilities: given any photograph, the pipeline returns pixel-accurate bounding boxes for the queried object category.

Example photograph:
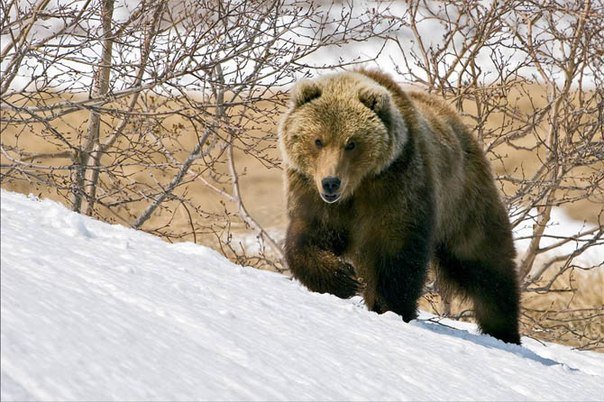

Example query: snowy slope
[1,190,603,401]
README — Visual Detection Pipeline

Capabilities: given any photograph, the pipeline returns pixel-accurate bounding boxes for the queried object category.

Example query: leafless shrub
[394,0,603,349]
[1,0,394,271]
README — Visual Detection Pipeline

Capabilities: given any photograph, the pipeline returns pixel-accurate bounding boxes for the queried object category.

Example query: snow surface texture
[1,190,603,401]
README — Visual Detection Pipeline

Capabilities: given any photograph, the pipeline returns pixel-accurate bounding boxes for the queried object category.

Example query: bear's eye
[315,138,323,149]
[345,141,356,151]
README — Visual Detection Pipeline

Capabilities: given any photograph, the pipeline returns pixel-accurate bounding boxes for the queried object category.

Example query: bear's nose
[321,177,341,194]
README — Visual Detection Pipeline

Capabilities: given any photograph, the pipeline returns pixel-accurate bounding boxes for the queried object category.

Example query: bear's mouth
[320,193,341,203]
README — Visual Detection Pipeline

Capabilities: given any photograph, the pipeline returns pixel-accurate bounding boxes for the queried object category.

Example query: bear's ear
[358,86,392,127]
[291,80,322,108]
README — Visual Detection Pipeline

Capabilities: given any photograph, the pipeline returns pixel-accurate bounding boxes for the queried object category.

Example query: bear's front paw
[330,262,365,299]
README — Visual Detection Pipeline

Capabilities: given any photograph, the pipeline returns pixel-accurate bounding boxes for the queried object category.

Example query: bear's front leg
[368,250,429,322]
[360,226,432,322]
[284,217,363,299]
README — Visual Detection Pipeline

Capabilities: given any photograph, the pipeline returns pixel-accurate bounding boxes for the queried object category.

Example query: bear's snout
[321,176,341,194]
[320,176,341,203]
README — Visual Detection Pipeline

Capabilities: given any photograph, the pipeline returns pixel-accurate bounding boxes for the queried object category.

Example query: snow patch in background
[513,208,603,272]
[1,190,603,401]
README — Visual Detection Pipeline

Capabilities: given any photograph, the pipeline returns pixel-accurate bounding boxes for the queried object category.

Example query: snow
[1,190,603,401]
[513,208,603,271]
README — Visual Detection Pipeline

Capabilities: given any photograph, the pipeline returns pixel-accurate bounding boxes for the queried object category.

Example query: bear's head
[279,72,407,203]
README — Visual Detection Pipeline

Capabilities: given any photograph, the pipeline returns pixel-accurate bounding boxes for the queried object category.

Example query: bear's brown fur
[279,69,521,344]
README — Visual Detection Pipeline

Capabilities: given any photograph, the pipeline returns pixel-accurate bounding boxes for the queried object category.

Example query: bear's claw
[331,263,364,299]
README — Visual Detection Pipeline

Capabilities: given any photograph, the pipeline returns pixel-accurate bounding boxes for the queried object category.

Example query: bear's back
[355,69,499,243]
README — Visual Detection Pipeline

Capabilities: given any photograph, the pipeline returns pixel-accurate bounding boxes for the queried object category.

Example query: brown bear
[279,69,521,344]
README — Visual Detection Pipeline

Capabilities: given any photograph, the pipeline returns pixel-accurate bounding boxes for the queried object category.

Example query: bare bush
[1,0,394,270]
[392,0,603,350]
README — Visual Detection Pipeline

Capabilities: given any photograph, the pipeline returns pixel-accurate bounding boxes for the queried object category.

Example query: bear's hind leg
[435,245,521,344]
